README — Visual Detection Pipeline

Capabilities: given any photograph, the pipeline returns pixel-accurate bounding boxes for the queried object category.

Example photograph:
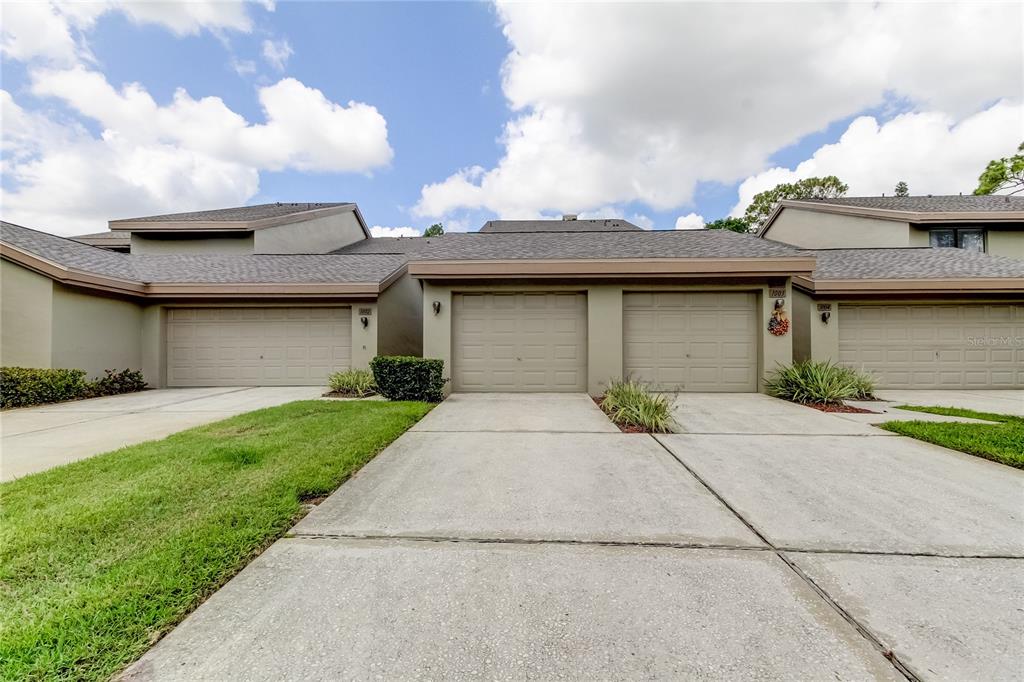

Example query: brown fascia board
[760,200,1024,237]
[108,203,366,234]
[1,243,403,299]
[793,274,1024,295]
[407,257,816,279]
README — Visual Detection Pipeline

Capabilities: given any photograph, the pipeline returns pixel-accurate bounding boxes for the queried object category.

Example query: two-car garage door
[839,304,1023,389]
[167,307,351,386]
[450,291,759,392]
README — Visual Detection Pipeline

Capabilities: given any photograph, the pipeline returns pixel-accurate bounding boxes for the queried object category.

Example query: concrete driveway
[872,389,1024,416]
[124,392,1023,681]
[0,386,324,481]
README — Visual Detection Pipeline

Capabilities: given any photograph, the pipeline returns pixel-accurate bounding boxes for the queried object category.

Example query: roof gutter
[794,274,1024,295]
[407,257,816,279]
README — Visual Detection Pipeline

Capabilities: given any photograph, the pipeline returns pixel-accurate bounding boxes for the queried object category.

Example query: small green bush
[0,367,88,408]
[88,368,147,397]
[765,360,874,405]
[600,378,676,433]
[327,369,377,397]
[370,356,446,402]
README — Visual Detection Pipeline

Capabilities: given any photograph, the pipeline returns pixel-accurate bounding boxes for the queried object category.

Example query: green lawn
[0,399,432,681]
[880,405,1024,469]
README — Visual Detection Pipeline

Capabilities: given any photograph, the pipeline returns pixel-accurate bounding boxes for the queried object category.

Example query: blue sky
[1,1,1020,235]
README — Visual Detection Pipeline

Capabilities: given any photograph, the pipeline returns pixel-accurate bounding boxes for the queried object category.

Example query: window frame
[928,227,987,252]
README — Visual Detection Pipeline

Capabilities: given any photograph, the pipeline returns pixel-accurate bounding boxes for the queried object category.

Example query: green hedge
[0,368,147,409]
[369,356,445,402]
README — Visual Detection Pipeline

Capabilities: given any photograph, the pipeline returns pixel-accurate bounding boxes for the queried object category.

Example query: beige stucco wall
[791,290,840,363]
[988,231,1024,260]
[51,284,143,378]
[377,272,423,356]
[130,234,255,254]
[254,211,366,254]
[421,279,792,395]
[350,302,378,370]
[766,208,911,248]
[0,259,54,368]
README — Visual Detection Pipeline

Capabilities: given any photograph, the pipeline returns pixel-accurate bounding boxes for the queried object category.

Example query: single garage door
[623,292,758,391]
[838,304,1024,389]
[452,292,587,392]
[167,307,351,386]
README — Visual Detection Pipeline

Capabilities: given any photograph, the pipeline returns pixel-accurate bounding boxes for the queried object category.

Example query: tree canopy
[423,223,444,237]
[743,176,848,229]
[974,142,1024,196]
[704,217,751,233]
[894,181,909,197]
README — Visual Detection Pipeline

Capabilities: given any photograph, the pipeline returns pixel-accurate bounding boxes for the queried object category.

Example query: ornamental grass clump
[327,369,377,397]
[765,360,874,405]
[600,378,676,433]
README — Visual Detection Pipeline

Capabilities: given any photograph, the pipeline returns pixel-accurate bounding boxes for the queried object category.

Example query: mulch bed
[321,390,376,399]
[805,402,875,413]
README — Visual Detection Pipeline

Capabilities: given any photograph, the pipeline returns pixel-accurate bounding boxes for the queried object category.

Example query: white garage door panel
[838,304,1024,389]
[623,292,758,392]
[453,292,587,392]
[167,307,351,387]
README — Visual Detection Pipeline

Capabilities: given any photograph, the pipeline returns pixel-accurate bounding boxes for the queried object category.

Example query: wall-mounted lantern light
[820,311,831,324]
[774,298,785,310]
[432,301,442,315]
[360,316,369,328]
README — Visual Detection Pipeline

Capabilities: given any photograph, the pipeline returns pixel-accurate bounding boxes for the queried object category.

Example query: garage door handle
[516,357,521,361]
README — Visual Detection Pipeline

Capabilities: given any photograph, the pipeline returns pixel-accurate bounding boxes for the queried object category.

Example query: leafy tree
[894,181,909,197]
[974,142,1024,196]
[423,222,444,237]
[743,176,849,229]
[704,217,751,233]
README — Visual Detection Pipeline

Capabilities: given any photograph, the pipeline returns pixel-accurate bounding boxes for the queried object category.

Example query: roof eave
[764,200,1024,232]
[795,275,1024,295]
[408,257,815,279]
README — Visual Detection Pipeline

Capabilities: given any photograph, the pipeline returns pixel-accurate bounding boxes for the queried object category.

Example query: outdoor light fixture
[432,301,442,315]
[360,316,369,328]
[821,311,831,324]
[774,298,785,310]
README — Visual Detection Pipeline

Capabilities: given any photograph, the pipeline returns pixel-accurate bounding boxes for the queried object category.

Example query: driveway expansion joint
[650,434,920,682]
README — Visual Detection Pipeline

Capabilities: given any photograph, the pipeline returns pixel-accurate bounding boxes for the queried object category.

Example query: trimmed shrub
[327,369,377,397]
[369,356,446,402]
[88,368,148,397]
[600,378,676,433]
[0,367,88,409]
[765,360,874,405]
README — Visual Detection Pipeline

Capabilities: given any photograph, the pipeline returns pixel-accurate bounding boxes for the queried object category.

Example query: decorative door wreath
[768,306,790,336]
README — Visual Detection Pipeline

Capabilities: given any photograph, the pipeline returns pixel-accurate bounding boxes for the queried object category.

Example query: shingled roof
[336,229,803,260]
[479,219,643,233]
[805,248,1024,280]
[791,195,1024,213]
[110,202,353,224]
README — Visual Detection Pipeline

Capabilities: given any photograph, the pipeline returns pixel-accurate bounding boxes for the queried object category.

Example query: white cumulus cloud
[261,38,293,71]
[370,225,421,238]
[674,213,705,230]
[415,1,1022,220]
[731,101,1023,216]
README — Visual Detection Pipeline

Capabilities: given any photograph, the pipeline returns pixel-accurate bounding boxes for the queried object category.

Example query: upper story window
[929,228,986,253]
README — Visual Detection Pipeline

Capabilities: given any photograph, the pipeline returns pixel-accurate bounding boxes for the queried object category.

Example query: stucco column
[350,302,378,370]
[140,305,166,387]
[809,298,840,363]
[421,282,452,390]
[587,285,623,396]
[758,280,793,391]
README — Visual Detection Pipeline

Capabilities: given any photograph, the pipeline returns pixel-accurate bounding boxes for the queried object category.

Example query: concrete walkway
[123,393,1024,681]
[873,389,1024,416]
[0,386,324,481]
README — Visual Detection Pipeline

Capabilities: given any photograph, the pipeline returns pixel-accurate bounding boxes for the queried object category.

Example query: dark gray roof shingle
[1,221,403,285]
[110,202,352,223]
[2,221,138,279]
[479,219,643,233]
[806,248,1024,280]
[790,195,1024,213]
[336,230,803,260]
